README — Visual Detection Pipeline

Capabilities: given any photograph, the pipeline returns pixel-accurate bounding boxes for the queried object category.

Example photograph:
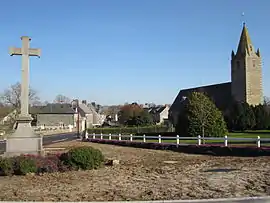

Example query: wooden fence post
[257,136,261,148]
[158,135,161,143]
[93,133,95,139]
[176,135,179,145]
[119,134,121,141]
[130,134,133,141]
[224,135,228,147]
[198,135,201,145]
[109,133,112,140]
[100,133,103,140]
[143,134,146,142]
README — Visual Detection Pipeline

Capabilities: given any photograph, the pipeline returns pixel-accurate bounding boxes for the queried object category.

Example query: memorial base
[4,117,44,157]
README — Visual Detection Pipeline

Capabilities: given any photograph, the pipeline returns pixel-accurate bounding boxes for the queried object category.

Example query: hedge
[135,132,178,136]
[87,125,170,134]
[85,139,270,157]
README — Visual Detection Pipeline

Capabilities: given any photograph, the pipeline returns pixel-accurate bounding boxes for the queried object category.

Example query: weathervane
[242,12,245,26]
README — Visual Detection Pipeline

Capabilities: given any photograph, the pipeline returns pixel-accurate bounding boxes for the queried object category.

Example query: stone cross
[9,36,41,118]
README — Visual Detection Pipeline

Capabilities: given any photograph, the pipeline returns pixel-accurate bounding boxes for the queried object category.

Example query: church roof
[30,103,75,114]
[170,82,232,113]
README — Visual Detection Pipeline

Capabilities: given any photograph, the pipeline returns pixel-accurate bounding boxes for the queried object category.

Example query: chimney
[82,100,87,105]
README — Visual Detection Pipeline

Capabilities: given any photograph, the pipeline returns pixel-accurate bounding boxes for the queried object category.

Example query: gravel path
[0,141,269,201]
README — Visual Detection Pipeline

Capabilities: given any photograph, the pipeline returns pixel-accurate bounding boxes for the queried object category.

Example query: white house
[72,100,105,131]
[149,105,170,125]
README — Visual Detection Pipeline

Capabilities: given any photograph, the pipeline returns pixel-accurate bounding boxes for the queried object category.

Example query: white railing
[84,132,270,148]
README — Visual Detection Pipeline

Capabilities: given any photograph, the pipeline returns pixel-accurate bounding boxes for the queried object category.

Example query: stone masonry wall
[246,56,263,105]
[37,114,74,127]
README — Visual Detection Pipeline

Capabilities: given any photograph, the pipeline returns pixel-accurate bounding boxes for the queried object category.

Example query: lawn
[0,140,269,201]
[91,131,270,146]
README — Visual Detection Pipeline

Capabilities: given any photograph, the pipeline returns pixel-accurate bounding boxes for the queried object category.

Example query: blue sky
[0,0,269,105]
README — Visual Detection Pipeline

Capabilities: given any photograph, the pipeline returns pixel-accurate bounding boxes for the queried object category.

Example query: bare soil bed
[0,140,270,201]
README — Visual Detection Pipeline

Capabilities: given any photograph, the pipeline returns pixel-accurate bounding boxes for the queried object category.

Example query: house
[30,103,75,128]
[0,108,17,125]
[72,100,106,130]
[148,105,170,125]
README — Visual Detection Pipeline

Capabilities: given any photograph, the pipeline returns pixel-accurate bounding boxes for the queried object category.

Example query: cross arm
[29,48,41,57]
[9,47,22,56]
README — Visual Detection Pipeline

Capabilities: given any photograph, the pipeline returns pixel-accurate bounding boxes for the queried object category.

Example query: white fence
[85,132,270,148]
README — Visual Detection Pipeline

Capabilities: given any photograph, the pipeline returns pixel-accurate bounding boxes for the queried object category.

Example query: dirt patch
[0,140,270,201]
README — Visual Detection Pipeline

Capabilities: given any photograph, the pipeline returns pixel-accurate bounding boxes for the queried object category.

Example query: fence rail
[84,132,270,148]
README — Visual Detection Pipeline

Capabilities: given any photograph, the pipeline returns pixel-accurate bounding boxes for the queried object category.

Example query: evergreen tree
[253,104,270,130]
[225,101,255,131]
[176,92,228,137]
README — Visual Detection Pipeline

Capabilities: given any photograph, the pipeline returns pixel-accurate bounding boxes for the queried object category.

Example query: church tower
[231,23,263,105]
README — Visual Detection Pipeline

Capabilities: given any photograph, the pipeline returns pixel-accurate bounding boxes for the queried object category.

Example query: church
[169,23,263,126]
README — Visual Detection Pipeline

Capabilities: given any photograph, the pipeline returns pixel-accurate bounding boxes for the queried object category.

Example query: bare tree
[0,82,39,130]
[0,82,40,110]
[54,94,71,104]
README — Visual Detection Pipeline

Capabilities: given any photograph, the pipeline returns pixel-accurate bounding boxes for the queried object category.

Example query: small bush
[13,155,38,175]
[0,157,13,176]
[60,146,104,170]
[35,155,59,174]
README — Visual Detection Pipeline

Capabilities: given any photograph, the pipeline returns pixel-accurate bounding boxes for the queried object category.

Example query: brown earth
[0,140,270,201]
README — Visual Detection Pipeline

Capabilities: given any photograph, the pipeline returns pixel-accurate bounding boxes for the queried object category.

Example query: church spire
[236,23,254,56]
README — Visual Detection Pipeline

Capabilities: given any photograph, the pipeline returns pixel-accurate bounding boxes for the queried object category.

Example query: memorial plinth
[4,116,43,157]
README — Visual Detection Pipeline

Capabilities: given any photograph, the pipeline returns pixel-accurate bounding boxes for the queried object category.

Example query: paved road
[0,132,78,153]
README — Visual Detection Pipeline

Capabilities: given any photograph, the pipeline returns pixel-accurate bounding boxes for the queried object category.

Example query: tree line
[224,102,270,131]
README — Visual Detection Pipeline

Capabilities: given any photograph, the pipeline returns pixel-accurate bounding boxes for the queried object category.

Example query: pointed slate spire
[236,23,254,56]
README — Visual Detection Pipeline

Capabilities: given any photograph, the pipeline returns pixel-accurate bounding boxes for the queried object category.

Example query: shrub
[35,155,60,174]
[0,157,13,176]
[60,146,104,170]
[13,155,38,175]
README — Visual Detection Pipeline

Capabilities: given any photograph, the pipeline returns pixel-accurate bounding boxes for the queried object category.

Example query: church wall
[245,56,263,105]
[231,57,247,103]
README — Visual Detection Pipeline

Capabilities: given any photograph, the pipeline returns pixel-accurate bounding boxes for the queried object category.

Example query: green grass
[92,131,270,146]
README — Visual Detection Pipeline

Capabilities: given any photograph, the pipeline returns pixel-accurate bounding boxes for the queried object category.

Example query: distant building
[72,100,106,130]
[169,23,263,126]
[0,109,17,125]
[30,103,75,127]
[148,105,170,125]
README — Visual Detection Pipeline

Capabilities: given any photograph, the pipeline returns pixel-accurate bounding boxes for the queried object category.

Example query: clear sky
[0,0,269,105]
